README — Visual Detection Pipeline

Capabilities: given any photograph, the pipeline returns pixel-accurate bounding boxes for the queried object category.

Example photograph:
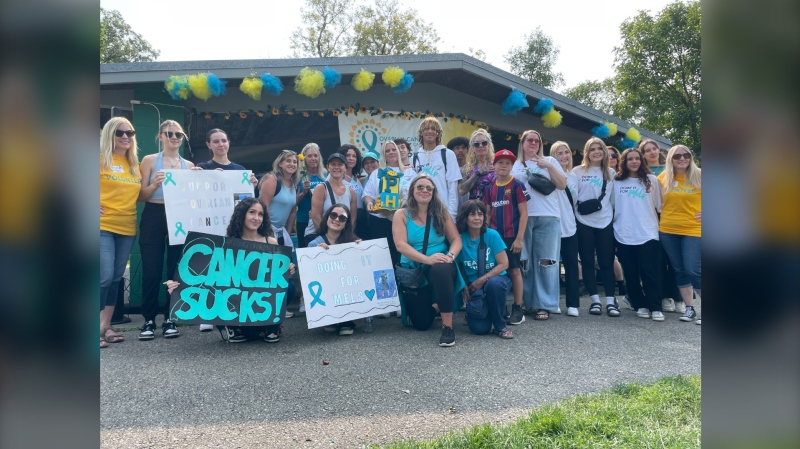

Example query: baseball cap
[362,151,379,162]
[326,152,346,165]
[493,149,517,164]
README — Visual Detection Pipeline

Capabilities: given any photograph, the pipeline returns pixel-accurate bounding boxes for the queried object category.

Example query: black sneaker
[439,326,455,347]
[578,282,589,296]
[508,304,526,325]
[139,320,156,340]
[679,306,697,322]
[229,327,247,343]
[162,319,180,338]
[264,331,280,343]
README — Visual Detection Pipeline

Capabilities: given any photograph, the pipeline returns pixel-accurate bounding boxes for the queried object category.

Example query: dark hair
[455,200,488,234]
[317,203,358,244]
[405,174,448,236]
[447,136,470,150]
[395,138,410,150]
[226,197,273,238]
[615,148,653,192]
[339,144,362,177]
[205,128,228,142]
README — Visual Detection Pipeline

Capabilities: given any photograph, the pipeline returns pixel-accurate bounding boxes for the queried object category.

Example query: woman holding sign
[304,153,358,243]
[137,119,197,341]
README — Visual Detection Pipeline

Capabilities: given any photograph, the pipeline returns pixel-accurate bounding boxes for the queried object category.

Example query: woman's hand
[318,243,330,250]
[427,253,452,264]
[462,287,470,304]
[100,205,105,216]
[163,280,180,294]
[365,200,375,211]
[151,171,166,187]
[535,157,554,169]
[511,238,523,254]
[190,166,203,171]
[288,263,296,276]
[355,239,362,244]
[469,276,488,292]
[302,179,311,191]
[695,212,701,223]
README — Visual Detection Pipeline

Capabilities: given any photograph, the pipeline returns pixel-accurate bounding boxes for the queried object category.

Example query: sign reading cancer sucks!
[169,232,293,326]
[162,169,254,244]
[296,238,400,329]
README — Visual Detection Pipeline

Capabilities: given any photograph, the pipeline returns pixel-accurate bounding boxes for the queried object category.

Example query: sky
[101,0,676,90]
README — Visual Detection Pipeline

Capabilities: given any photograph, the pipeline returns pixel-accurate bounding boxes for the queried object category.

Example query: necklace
[164,155,179,168]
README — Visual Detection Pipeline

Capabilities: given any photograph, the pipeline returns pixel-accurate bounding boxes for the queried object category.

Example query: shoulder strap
[477,231,486,277]
[421,214,431,255]
[321,234,331,246]
[324,181,335,204]
[597,175,608,201]
[565,187,575,207]
[441,148,448,174]
[412,152,419,171]
[273,173,281,196]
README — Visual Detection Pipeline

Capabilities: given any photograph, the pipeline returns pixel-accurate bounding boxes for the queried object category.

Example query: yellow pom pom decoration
[294,67,326,99]
[625,127,641,142]
[239,77,264,101]
[165,75,191,100]
[381,66,404,88]
[605,122,617,135]
[188,74,212,101]
[352,69,375,91]
[541,109,563,128]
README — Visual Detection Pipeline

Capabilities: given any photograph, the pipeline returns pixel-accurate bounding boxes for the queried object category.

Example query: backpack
[412,148,448,175]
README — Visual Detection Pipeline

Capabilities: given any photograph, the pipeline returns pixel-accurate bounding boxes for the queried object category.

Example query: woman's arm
[544,159,567,190]
[349,187,358,228]
[442,210,462,261]
[297,178,311,203]
[259,173,278,206]
[137,155,164,202]
[285,206,297,235]
[468,246,509,292]
[309,183,326,231]
[392,209,432,265]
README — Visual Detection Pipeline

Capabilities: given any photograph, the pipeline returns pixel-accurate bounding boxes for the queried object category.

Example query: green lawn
[379,375,701,449]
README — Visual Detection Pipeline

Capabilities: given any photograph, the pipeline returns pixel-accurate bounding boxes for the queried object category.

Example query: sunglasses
[525,138,541,144]
[609,154,619,159]
[329,211,348,223]
[281,149,297,155]
[672,153,692,160]
[415,184,434,192]
[162,131,184,139]
[472,141,489,148]
[115,129,135,137]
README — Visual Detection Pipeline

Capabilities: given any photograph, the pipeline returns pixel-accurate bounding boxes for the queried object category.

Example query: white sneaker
[651,311,665,321]
[297,298,306,315]
[695,317,701,325]
[636,308,651,319]
[567,307,579,317]
[662,298,675,312]
[675,301,687,314]
[284,309,294,318]
[199,324,214,332]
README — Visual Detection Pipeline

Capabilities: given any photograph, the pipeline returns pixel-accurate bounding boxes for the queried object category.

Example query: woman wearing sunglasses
[305,153,358,244]
[99,117,141,348]
[137,119,197,341]
[550,141,581,317]
[458,129,496,200]
[658,145,702,323]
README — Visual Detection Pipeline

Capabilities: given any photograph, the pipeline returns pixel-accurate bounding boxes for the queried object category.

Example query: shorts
[503,237,522,270]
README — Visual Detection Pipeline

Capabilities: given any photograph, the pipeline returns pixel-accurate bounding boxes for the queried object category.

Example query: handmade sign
[162,169,254,244]
[296,238,400,329]
[373,167,403,211]
[168,231,293,326]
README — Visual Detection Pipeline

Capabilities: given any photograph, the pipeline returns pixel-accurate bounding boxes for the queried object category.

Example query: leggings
[139,202,183,322]
[576,221,616,298]
[560,233,580,308]
[404,263,456,331]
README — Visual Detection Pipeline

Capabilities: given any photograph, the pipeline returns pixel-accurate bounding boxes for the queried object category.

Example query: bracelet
[446,251,455,260]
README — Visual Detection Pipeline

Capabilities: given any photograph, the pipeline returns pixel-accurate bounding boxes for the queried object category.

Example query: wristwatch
[446,251,455,260]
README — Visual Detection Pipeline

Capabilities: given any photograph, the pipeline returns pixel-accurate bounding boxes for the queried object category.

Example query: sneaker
[323,325,337,332]
[567,307,579,317]
[621,295,634,310]
[651,311,665,321]
[679,306,697,322]
[636,308,651,319]
[284,309,294,318]
[199,323,214,332]
[695,317,701,325]
[508,305,525,325]
[439,326,455,347]
[578,282,589,296]
[297,298,306,316]
[264,332,280,343]
[339,326,354,336]
[662,298,675,312]
[138,320,156,340]
[675,301,687,314]
[162,320,180,338]
[228,327,247,343]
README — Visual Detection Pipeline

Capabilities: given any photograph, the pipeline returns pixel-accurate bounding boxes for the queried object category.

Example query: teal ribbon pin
[308,281,325,308]
[241,172,249,184]
[174,222,186,237]
[164,172,176,186]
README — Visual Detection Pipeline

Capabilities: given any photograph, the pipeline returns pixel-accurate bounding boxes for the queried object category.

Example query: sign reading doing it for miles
[169,231,293,326]
[296,238,400,329]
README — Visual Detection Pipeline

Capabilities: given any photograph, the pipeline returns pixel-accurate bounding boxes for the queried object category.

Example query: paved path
[101,297,701,448]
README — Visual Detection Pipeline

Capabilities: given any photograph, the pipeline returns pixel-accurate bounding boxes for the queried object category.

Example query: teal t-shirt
[457,228,507,282]
[296,174,325,224]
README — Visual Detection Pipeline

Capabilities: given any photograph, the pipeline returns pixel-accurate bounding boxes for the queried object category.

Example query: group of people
[100,115,701,349]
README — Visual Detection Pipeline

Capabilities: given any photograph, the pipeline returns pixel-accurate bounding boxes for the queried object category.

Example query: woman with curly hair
[459,128,496,200]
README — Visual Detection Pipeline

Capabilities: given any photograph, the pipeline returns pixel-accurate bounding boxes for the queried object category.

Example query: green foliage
[562,79,620,116]
[350,0,439,56]
[504,27,564,89]
[467,48,487,62]
[100,8,160,64]
[289,0,352,57]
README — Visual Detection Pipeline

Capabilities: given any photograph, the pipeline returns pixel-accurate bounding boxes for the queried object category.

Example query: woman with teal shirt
[295,143,326,248]
[456,200,514,339]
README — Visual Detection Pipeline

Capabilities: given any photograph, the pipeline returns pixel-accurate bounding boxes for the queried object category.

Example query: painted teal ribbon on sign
[174,222,186,237]
[241,172,249,184]
[164,172,176,186]
[308,281,325,308]
[362,129,378,154]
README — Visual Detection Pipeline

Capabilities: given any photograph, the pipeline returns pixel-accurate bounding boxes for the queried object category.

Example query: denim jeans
[521,216,562,311]
[100,230,136,311]
[659,232,701,290]
[467,275,512,335]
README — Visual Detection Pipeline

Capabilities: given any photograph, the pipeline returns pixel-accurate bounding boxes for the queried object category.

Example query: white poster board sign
[296,238,400,329]
[162,169,254,244]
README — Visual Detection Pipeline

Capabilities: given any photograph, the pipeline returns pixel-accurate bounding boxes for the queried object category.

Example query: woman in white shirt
[550,141,581,317]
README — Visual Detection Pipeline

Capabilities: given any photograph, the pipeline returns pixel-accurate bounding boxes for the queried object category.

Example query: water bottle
[364,316,374,333]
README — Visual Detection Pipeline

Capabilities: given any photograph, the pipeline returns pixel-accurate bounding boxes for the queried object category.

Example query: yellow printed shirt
[100,155,141,236]
[658,173,701,237]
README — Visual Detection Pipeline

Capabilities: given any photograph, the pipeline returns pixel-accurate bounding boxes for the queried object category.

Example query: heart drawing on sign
[365,289,375,300]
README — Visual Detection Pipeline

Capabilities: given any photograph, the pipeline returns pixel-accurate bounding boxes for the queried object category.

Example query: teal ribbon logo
[362,129,378,153]
[174,222,186,237]
[241,172,249,184]
[164,172,176,186]
[308,281,325,308]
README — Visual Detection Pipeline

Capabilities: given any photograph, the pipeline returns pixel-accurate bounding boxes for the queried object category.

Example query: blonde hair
[549,140,573,171]
[662,145,701,194]
[156,119,185,153]
[517,129,544,161]
[638,138,666,165]
[301,142,326,176]
[579,137,612,181]
[272,149,299,187]
[417,116,443,147]
[100,117,140,176]
[464,128,495,173]
[379,140,399,169]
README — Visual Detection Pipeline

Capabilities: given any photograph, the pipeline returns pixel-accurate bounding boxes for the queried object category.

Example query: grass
[378,375,701,449]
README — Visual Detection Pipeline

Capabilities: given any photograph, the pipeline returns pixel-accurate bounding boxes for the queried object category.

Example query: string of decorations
[499,88,563,128]
[165,73,227,101]
[591,120,642,149]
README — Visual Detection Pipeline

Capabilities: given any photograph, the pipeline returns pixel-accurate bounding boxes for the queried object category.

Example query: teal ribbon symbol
[241,172,249,184]
[164,172,176,186]
[308,281,325,309]
[174,222,186,237]
[362,130,378,153]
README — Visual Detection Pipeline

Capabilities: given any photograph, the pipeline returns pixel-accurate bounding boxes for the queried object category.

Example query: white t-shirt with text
[511,157,564,218]
[612,175,663,245]
[571,165,615,229]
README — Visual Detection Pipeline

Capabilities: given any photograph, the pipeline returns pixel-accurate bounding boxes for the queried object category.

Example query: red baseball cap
[493,149,517,164]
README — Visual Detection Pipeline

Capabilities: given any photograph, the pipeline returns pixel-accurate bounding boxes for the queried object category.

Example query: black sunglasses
[609,154,619,159]
[472,141,489,148]
[162,131,184,139]
[115,129,135,137]
[672,153,692,160]
[328,211,348,223]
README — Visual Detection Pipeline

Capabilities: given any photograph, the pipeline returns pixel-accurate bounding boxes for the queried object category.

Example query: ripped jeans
[521,216,562,311]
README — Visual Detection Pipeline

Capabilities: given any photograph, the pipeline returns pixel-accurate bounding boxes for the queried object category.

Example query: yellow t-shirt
[658,173,701,237]
[100,155,141,236]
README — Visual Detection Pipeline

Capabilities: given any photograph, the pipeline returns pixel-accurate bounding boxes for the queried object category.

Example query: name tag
[673,182,679,187]
[111,165,124,173]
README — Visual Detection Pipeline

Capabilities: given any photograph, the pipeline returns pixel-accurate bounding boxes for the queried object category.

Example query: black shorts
[503,237,522,270]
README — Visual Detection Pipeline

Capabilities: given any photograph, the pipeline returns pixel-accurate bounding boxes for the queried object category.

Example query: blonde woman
[100,117,141,348]
[259,149,299,248]
[295,143,326,249]
[550,141,581,316]
[459,128,496,200]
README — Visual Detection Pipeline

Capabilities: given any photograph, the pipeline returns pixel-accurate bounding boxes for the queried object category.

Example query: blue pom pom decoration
[533,98,554,114]
[322,66,341,89]
[620,137,638,149]
[166,77,190,100]
[393,73,414,93]
[206,74,227,97]
[261,73,284,96]
[592,124,611,138]
[501,89,529,115]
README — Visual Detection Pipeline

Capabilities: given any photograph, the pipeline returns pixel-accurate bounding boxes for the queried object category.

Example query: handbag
[576,176,608,215]
[527,171,556,195]
[394,215,431,289]
[459,232,488,320]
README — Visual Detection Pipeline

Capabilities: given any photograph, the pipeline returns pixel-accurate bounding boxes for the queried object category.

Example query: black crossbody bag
[576,177,608,215]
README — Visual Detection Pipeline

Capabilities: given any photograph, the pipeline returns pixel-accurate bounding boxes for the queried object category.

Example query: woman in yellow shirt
[100,117,142,348]
[658,145,701,324]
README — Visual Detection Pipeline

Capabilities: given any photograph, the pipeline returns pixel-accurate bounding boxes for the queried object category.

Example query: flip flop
[100,337,108,348]
[497,328,514,339]
[102,327,125,343]
[534,310,550,320]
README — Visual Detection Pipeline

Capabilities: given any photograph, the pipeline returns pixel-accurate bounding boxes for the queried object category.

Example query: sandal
[100,337,108,348]
[589,303,602,315]
[497,328,514,339]
[606,302,621,317]
[534,310,550,320]
[102,327,125,343]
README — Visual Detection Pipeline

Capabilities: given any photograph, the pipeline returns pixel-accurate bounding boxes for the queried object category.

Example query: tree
[504,27,564,89]
[613,1,701,152]
[100,8,160,64]
[349,0,439,56]
[289,0,352,57]
[562,79,620,116]
[467,47,487,62]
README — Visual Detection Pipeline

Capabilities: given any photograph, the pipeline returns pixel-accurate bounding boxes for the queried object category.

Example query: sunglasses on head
[328,211,348,223]
[281,149,297,155]
[162,131,183,139]
[672,153,692,160]
[115,129,135,137]
[472,141,489,148]
[415,184,434,192]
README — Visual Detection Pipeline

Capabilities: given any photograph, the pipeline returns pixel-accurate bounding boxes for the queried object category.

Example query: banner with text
[296,238,399,329]
[162,169,254,245]
[169,231,293,326]
[338,113,481,153]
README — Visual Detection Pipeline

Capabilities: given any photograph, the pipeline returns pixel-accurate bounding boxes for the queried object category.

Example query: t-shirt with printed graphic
[556,172,579,238]
[297,174,325,223]
[363,166,413,220]
[457,228,507,282]
[571,166,615,229]
[612,175,662,245]
[100,154,141,236]
[658,173,701,237]
[511,157,564,218]
[481,178,531,239]
[411,144,463,219]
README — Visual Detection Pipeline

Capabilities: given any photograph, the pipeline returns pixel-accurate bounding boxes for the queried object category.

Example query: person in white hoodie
[410,116,462,219]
